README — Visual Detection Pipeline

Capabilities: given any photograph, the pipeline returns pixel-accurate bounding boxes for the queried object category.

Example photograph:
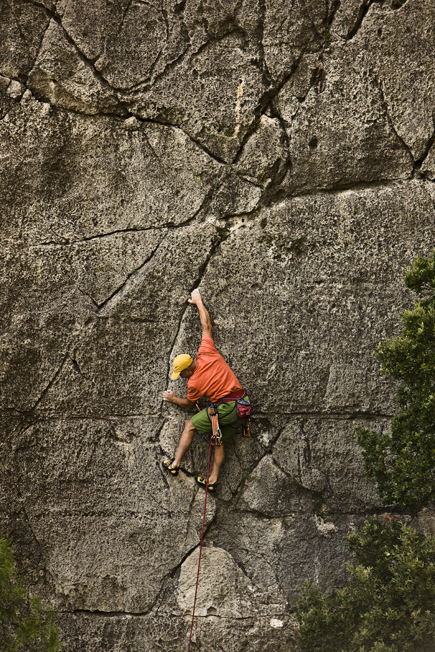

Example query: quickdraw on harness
[208,390,252,443]
[208,404,223,446]
[242,420,251,438]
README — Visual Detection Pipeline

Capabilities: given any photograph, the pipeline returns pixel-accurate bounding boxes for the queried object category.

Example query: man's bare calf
[170,419,225,485]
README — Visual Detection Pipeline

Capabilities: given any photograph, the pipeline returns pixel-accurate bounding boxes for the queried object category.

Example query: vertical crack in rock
[328,0,342,27]
[255,0,271,81]
[187,187,216,224]
[374,75,415,168]
[231,118,262,166]
[17,3,52,83]
[230,51,304,165]
[142,129,165,168]
[347,0,373,40]
[165,234,224,392]
[141,44,166,91]
[415,116,435,171]
[7,0,28,48]
[71,350,83,376]
[28,345,74,415]
[160,233,224,479]
[261,52,306,111]
[159,1,170,60]
[299,0,324,41]
[232,445,244,470]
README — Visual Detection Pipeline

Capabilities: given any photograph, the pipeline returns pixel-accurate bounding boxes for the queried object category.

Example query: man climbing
[162,288,249,492]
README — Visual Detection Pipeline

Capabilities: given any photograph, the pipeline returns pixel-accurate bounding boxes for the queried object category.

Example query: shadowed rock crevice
[346,0,373,40]
[64,609,152,617]
[36,226,167,246]
[415,120,435,172]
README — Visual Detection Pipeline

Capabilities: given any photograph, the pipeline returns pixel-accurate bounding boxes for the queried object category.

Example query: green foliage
[295,516,435,652]
[215,225,229,238]
[356,251,435,514]
[295,255,435,650]
[0,537,62,652]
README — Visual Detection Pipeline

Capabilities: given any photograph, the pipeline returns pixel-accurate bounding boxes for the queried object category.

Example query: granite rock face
[1,0,435,650]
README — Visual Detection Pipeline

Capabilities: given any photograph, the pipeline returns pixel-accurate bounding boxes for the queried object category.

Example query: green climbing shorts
[191,398,249,444]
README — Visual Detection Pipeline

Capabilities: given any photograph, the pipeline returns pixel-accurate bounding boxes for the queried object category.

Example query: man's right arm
[188,289,212,338]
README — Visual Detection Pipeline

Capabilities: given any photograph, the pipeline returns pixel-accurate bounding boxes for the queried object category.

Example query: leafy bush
[295,254,435,651]
[356,252,435,514]
[0,537,62,652]
[296,516,435,652]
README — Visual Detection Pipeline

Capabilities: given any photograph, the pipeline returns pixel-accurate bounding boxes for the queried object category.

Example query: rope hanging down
[187,435,213,652]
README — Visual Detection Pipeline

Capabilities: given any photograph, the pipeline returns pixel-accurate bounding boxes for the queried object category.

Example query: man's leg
[172,419,196,468]
[208,443,225,484]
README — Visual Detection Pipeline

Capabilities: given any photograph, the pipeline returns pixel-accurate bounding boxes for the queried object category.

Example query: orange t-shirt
[187,337,242,403]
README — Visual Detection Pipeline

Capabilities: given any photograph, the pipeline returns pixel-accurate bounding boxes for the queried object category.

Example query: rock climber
[162,288,249,492]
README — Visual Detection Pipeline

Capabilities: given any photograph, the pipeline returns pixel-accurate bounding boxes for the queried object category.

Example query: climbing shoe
[195,476,217,492]
[162,459,179,476]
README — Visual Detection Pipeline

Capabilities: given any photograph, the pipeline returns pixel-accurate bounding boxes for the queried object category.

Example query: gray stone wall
[1,0,435,649]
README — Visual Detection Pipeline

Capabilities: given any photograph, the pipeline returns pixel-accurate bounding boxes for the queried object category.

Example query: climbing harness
[215,390,252,438]
[187,434,213,652]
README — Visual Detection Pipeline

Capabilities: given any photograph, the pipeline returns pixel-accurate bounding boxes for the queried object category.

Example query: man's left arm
[163,390,195,409]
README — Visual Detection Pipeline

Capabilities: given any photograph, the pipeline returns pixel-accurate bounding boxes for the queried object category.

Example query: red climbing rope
[187,435,213,652]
